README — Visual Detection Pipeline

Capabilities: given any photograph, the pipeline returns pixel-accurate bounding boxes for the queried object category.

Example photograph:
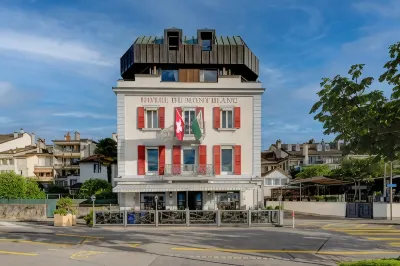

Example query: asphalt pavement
[0,220,399,266]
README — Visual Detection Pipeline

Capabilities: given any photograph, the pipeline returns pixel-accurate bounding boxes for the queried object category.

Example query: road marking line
[367,238,400,240]
[348,233,400,236]
[130,244,140,248]
[355,224,367,228]
[171,248,400,255]
[56,233,103,239]
[70,250,105,260]
[389,242,400,246]
[0,250,38,256]
[332,230,400,233]
[327,227,395,230]
[0,239,72,246]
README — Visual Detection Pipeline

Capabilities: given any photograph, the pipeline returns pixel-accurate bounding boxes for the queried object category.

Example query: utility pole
[383,162,387,200]
[390,161,393,220]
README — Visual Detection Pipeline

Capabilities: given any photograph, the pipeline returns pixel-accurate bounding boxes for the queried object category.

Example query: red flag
[175,108,184,141]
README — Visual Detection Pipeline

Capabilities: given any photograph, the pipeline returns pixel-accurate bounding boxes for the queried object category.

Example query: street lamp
[154,195,158,211]
[91,195,96,215]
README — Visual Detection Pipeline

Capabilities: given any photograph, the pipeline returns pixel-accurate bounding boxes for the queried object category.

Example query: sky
[0,0,399,149]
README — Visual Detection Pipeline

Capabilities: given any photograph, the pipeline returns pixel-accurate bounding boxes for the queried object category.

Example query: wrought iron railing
[163,164,214,177]
[93,209,283,227]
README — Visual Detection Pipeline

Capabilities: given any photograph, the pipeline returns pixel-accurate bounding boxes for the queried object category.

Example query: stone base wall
[0,204,47,221]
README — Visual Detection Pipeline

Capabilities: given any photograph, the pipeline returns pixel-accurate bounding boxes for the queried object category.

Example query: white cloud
[353,0,400,18]
[0,30,112,66]
[52,112,115,119]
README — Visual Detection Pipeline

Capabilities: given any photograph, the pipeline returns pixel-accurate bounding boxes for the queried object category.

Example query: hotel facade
[113,28,265,211]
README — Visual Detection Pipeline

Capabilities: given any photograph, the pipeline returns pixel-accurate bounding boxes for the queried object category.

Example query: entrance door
[188,191,202,210]
[346,202,373,218]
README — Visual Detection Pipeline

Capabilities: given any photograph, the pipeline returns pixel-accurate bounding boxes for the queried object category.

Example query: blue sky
[0,0,399,149]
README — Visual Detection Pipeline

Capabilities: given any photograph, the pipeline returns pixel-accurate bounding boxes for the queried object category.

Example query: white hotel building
[113,28,265,211]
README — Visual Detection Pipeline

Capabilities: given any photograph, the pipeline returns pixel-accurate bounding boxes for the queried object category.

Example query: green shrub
[275,205,282,210]
[338,258,400,266]
[314,195,324,201]
[265,206,273,210]
[0,172,45,199]
[54,208,68,216]
[83,210,93,227]
[54,197,76,216]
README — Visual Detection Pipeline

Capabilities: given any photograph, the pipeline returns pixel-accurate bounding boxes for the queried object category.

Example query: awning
[113,183,258,193]
[290,176,350,186]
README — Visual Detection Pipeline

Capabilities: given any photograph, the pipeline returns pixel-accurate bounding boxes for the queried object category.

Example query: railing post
[268,210,272,223]
[93,211,96,227]
[186,208,190,226]
[155,210,159,227]
[248,210,252,227]
[124,210,127,227]
[217,210,221,226]
[277,210,284,227]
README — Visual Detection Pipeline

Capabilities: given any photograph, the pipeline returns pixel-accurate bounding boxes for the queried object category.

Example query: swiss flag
[175,108,184,141]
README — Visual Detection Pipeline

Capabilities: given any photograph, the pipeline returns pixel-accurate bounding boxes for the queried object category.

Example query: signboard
[387,184,397,188]
[352,186,367,190]
[140,96,239,104]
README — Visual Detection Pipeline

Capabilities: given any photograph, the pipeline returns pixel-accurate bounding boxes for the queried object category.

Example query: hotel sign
[140,96,238,104]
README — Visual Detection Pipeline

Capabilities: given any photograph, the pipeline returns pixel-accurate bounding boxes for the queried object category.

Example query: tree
[295,165,332,179]
[47,184,69,194]
[310,42,400,162]
[94,138,117,162]
[79,178,113,198]
[0,172,45,199]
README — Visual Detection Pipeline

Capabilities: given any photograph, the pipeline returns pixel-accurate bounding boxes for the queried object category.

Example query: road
[0,220,399,266]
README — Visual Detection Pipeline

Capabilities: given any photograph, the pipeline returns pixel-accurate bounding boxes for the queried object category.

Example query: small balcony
[159,164,214,179]
[53,163,80,170]
[53,149,80,157]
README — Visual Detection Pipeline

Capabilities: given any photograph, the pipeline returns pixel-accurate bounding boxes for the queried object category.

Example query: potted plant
[53,197,76,227]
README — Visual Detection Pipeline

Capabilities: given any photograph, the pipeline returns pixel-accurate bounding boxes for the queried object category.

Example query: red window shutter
[234,107,241,128]
[137,145,146,175]
[213,145,221,175]
[137,107,145,129]
[159,146,165,175]
[234,145,241,175]
[174,107,182,137]
[199,145,207,175]
[158,107,165,129]
[172,145,181,175]
[213,107,220,129]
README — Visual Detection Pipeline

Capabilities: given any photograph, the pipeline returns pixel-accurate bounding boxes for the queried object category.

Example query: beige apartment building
[113,28,265,211]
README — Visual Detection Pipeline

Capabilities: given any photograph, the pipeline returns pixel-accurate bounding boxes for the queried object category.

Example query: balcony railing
[53,149,80,156]
[34,164,53,168]
[161,164,214,177]
[53,163,79,169]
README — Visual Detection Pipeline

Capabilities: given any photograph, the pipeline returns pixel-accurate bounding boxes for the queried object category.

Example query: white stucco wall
[266,201,347,217]
[79,162,108,183]
[0,133,33,152]
[373,203,400,219]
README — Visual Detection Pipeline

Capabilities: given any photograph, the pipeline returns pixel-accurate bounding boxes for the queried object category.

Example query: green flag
[191,109,203,141]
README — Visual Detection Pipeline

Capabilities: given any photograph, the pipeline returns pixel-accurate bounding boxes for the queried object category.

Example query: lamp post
[91,195,96,215]
[154,195,159,227]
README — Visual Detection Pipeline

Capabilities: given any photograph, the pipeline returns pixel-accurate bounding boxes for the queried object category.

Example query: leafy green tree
[47,184,69,194]
[94,138,117,162]
[0,172,45,199]
[310,41,400,162]
[296,165,332,179]
[79,178,112,198]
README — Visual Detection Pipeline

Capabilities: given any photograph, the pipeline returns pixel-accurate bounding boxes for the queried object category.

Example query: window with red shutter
[172,145,181,174]
[213,107,220,129]
[137,107,145,129]
[158,146,165,175]
[234,145,241,175]
[234,107,241,128]
[213,145,221,175]
[137,145,146,175]
[158,107,165,129]
[198,145,207,175]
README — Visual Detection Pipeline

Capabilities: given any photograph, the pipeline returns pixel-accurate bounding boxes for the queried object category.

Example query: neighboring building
[52,131,97,183]
[79,154,112,184]
[0,145,37,174]
[0,129,35,152]
[262,168,291,197]
[113,28,264,211]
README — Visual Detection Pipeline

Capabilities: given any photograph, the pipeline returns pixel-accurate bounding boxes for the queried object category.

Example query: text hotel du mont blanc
[140,96,239,104]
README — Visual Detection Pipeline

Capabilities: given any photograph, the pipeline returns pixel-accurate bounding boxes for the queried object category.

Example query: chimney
[75,131,80,141]
[287,144,292,152]
[295,143,300,151]
[337,141,341,151]
[276,139,282,150]
[14,132,18,138]
[303,143,309,165]
[31,133,36,146]
[65,132,71,141]
[20,128,24,134]
[321,139,325,151]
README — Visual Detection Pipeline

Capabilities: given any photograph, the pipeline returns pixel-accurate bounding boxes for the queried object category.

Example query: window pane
[183,149,195,165]
[147,111,152,128]
[221,149,233,172]
[273,178,280,186]
[147,149,159,172]
[203,70,217,82]
[202,39,211,51]
[152,111,158,128]
[227,110,233,128]
[161,70,178,81]
[222,111,226,128]
[184,111,190,134]
[266,179,272,186]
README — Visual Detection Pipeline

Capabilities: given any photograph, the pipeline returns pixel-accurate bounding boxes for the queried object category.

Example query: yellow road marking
[348,233,400,236]
[171,247,400,255]
[130,244,140,248]
[389,242,400,246]
[367,238,400,240]
[70,250,105,260]
[332,230,400,233]
[355,224,367,228]
[327,227,394,230]
[0,250,38,256]
[0,239,72,246]
[56,233,103,239]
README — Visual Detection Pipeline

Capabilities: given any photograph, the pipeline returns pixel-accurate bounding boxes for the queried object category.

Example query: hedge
[339,258,400,266]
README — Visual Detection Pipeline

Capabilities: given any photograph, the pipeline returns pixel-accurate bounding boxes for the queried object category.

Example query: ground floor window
[140,193,165,210]
[216,192,240,210]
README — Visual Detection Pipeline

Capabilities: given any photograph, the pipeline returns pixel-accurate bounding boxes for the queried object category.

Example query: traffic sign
[387,184,397,188]
[352,186,367,190]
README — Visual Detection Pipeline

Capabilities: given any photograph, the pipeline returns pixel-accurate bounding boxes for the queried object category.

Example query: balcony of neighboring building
[31,170,54,182]
[53,161,80,170]
[53,148,80,157]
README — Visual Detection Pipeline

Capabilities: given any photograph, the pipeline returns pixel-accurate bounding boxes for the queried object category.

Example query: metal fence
[93,209,283,227]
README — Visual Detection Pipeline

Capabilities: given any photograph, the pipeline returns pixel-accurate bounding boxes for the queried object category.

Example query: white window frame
[220,107,234,129]
[220,146,234,175]
[182,107,197,140]
[181,146,198,173]
[144,107,159,129]
[145,147,159,175]
[264,177,289,186]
